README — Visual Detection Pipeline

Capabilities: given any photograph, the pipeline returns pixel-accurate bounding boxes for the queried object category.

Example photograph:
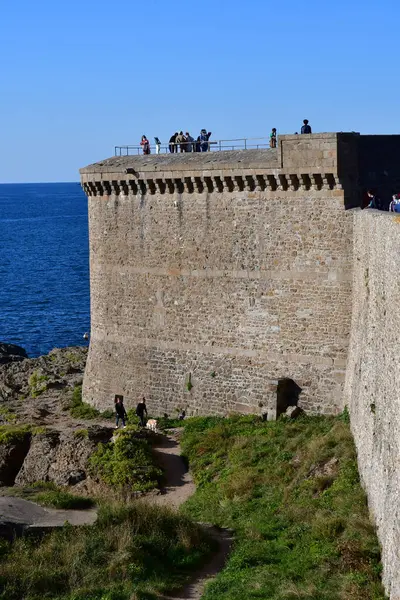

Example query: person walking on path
[140,135,151,154]
[169,132,178,153]
[136,397,148,427]
[270,128,277,148]
[114,395,127,429]
[154,136,161,154]
[300,119,312,134]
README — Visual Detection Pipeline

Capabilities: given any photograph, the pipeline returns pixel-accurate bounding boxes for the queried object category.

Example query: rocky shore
[0,343,114,493]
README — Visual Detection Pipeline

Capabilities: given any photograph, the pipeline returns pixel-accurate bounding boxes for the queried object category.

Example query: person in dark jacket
[300,119,312,134]
[169,132,178,153]
[136,397,148,427]
[199,129,212,152]
[114,395,127,429]
[366,189,386,211]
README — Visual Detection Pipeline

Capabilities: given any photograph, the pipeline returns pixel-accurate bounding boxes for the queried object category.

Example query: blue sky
[1,0,398,182]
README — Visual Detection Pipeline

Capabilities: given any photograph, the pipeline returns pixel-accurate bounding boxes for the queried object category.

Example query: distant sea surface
[0,183,90,357]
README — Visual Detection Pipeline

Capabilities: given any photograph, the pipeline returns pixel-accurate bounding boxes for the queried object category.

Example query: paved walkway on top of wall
[150,429,233,600]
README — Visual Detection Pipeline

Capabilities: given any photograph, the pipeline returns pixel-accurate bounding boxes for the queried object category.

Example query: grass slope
[180,414,386,600]
[0,501,213,600]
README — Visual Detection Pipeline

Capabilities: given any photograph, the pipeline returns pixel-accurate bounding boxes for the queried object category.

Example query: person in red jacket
[140,135,151,155]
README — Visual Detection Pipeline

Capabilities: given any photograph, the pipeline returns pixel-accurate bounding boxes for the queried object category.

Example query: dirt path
[150,429,233,600]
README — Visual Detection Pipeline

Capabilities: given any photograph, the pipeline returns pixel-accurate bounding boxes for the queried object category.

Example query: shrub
[0,424,31,444]
[69,385,100,419]
[90,431,162,491]
[74,428,89,438]
[0,406,16,424]
[28,370,49,397]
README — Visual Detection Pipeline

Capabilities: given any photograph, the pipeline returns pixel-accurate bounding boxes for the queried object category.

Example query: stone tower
[80,133,360,417]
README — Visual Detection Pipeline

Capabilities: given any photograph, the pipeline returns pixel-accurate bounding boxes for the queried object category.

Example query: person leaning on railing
[169,132,178,153]
[140,135,151,155]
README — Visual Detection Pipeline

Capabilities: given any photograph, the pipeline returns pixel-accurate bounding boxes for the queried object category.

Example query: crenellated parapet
[81,171,345,197]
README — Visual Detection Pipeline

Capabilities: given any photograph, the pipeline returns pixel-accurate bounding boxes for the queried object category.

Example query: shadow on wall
[277,378,302,418]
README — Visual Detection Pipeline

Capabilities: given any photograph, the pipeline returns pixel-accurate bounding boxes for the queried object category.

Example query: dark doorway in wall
[276,378,302,418]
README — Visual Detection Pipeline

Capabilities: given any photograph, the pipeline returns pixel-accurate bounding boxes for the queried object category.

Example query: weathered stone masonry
[81,133,358,417]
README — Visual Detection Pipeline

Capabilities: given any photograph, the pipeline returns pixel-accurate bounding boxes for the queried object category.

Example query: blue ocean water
[0,183,90,357]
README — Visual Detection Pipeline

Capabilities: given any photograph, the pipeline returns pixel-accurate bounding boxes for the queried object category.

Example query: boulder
[0,343,28,365]
[284,405,304,419]
[15,426,113,487]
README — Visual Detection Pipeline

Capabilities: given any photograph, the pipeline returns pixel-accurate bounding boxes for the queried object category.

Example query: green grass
[89,429,162,492]
[0,500,213,600]
[180,414,387,600]
[3,482,95,510]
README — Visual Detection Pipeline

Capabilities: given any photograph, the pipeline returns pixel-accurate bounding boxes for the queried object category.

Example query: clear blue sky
[1,0,398,182]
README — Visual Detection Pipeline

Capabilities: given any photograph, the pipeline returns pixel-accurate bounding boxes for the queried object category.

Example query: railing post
[244,138,247,150]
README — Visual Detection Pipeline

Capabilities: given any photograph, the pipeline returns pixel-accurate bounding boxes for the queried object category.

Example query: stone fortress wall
[81,133,358,418]
[81,132,400,597]
[344,210,400,600]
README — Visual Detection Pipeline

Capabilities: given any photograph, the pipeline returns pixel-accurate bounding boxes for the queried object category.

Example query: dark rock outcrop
[0,343,28,365]
[15,426,112,487]
[0,433,32,486]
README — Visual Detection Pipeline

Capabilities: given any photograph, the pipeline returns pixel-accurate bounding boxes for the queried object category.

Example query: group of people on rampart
[138,119,313,155]
[364,190,400,213]
[140,129,212,155]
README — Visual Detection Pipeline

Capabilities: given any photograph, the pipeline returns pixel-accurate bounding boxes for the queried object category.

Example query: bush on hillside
[89,430,162,491]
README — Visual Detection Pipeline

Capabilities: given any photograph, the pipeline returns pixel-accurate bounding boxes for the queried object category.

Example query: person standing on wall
[140,135,151,154]
[176,131,187,152]
[154,137,161,154]
[300,119,312,134]
[365,189,386,211]
[136,397,148,427]
[114,395,127,429]
[169,132,178,153]
[185,132,194,152]
[270,128,277,148]
[200,129,212,152]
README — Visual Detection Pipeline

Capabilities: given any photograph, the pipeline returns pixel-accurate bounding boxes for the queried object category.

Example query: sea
[0,183,90,358]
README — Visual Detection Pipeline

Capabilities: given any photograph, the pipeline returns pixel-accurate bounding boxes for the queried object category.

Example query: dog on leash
[146,419,158,433]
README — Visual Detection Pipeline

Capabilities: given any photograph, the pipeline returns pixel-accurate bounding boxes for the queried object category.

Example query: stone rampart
[344,210,400,599]
[80,134,355,417]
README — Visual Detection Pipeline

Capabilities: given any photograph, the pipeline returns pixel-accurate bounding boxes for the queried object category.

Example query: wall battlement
[80,133,361,419]
[81,133,358,199]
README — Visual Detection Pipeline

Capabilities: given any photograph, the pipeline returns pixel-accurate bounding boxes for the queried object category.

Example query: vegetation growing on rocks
[0,424,32,444]
[28,370,49,398]
[68,385,101,419]
[180,414,386,600]
[0,500,212,600]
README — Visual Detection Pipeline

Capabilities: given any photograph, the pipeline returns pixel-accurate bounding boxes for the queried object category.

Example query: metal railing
[114,137,272,156]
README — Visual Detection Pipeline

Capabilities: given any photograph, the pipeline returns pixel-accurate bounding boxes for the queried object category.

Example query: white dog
[146,419,158,433]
